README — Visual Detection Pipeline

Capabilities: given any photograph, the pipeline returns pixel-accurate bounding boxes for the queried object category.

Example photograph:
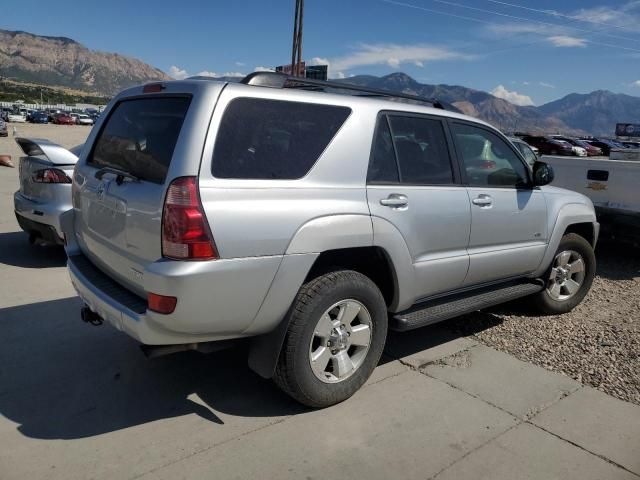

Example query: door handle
[472,194,493,206]
[380,194,408,208]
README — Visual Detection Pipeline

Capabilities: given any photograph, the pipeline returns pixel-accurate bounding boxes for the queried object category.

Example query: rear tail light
[148,292,177,314]
[32,168,72,183]
[162,176,218,260]
[143,83,166,93]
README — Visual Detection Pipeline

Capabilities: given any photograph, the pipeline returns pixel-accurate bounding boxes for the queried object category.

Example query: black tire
[274,270,388,408]
[530,233,595,314]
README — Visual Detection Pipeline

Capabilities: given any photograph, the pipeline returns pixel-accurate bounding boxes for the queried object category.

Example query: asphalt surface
[0,126,638,479]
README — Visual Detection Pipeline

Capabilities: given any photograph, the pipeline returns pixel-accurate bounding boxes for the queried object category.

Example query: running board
[392,281,543,332]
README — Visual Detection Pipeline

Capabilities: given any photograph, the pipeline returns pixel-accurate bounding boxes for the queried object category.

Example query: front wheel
[274,270,388,408]
[530,233,596,314]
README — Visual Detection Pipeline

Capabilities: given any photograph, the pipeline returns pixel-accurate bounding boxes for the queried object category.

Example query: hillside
[341,73,577,135]
[538,90,640,135]
[0,29,170,96]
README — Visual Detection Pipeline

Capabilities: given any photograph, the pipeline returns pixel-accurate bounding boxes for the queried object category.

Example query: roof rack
[240,72,454,111]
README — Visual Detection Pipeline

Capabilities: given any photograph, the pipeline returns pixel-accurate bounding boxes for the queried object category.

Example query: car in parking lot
[76,114,94,126]
[0,118,7,137]
[521,135,574,156]
[13,138,81,245]
[53,113,75,125]
[7,112,27,123]
[28,111,49,124]
[62,73,599,407]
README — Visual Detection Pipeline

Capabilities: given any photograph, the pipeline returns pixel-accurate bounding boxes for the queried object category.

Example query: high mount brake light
[32,168,72,184]
[143,83,165,93]
[162,177,218,260]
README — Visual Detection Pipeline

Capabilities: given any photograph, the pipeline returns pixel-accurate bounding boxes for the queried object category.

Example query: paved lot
[1,127,639,479]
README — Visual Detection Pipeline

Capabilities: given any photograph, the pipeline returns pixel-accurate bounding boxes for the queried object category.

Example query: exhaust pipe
[81,306,103,326]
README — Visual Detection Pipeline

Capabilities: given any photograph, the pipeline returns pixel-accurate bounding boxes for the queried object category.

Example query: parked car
[29,111,49,124]
[508,136,538,168]
[620,141,640,149]
[7,113,27,123]
[53,113,75,125]
[62,73,598,407]
[521,135,574,156]
[75,114,94,126]
[47,109,62,121]
[14,138,82,245]
[573,139,603,156]
[69,113,80,123]
[0,118,7,137]
[581,138,624,157]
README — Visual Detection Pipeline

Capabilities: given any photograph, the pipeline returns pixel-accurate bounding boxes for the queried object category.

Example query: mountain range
[0,29,169,96]
[1,28,639,135]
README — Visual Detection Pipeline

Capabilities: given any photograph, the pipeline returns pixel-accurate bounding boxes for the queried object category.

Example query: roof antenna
[290,0,304,77]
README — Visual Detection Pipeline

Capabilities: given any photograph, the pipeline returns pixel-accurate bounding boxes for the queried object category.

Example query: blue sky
[3,0,640,105]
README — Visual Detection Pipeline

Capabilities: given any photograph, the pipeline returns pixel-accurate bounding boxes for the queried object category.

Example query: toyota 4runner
[62,72,598,407]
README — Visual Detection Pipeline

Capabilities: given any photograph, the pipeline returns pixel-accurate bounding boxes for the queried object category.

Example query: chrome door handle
[472,194,493,206]
[380,194,408,208]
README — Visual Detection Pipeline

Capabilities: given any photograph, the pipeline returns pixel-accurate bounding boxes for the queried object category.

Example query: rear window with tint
[88,97,191,184]
[212,98,351,179]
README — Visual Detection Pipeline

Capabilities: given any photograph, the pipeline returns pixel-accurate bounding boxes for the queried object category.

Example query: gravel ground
[450,241,640,406]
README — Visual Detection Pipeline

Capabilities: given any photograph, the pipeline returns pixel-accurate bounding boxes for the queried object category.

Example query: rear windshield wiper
[94,167,140,185]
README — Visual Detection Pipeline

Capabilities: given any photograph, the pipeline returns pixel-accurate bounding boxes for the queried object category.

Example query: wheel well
[564,222,595,246]
[305,247,397,307]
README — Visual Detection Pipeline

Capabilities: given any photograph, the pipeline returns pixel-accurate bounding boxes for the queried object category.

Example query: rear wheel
[531,233,595,314]
[274,270,388,407]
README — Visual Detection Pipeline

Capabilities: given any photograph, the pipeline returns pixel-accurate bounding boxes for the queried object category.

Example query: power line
[380,0,640,54]
[428,0,640,44]
[485,0,640,34]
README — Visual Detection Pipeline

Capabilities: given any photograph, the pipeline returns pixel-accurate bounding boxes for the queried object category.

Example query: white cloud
[328,43,471,72]
[235,61,246,67]
[308,57,329,66]
[168,65,189,80]
[414,60,424,67]
[333,72,346,79]
[539,81,556,89]
[220,71,245,77]
[195,70,218,77]
[571,2,640,32]
[633,80,640,87]
[547,35,588,48]
[491,85,535,106]
[254,66,275,72]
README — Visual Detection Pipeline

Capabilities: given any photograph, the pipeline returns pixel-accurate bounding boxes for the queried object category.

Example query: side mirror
[533,161,554,186]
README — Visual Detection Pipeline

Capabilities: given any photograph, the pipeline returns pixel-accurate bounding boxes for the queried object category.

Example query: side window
[212,98,351,179]
[368,117,399,184]
[387,115,453,185]
[518,143,537,168]
[452,123,529,187]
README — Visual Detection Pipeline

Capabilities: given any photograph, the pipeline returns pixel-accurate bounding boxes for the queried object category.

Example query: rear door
[73,95,193,296]
[450,121,548,286]
[366,112,471,300]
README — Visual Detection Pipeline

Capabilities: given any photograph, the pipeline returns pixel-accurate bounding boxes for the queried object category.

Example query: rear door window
[88,97,191,184]
[212,98,351,179]
[388,115,453,185]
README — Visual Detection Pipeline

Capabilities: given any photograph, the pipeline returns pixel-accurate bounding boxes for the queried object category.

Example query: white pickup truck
[543,154,640,242]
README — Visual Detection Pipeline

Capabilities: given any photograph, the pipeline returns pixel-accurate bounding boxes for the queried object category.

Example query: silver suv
[62,73,598,407]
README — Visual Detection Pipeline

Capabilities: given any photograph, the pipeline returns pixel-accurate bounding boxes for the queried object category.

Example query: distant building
[275,62,328,81]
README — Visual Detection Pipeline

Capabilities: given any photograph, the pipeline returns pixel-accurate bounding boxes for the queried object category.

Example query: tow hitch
[81,306,103,326]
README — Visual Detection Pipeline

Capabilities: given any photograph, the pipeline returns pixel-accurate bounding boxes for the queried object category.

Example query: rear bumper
[14,212,64,245]
[68,253,252,345]
[14,191,70,240]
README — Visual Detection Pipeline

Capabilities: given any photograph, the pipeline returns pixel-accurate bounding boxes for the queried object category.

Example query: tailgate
[73,95,194,297]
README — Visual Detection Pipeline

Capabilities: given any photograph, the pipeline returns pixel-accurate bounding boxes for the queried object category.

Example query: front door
[366,112,471,302]
[450,121,548,286]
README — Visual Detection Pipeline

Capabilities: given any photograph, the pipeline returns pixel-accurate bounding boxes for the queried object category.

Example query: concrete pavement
[0,157,638,480]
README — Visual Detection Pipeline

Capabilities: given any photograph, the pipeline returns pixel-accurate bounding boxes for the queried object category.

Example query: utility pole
[290,0,304,77]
